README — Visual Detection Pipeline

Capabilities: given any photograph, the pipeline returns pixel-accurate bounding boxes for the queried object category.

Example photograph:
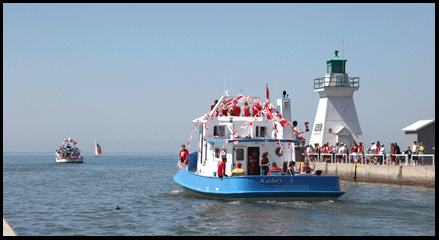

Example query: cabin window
[215,148,226,158]
[214,126,225,137]
[256,126,266,138]
[215,148,220,158]
[236,148,244,161]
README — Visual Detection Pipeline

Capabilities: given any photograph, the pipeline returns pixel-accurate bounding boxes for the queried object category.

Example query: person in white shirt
[338,144,346,163]
[379,144,386,164]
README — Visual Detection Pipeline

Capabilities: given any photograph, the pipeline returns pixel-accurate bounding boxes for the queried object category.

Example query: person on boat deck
[271,125,277,139]
[179,144,189,165]
[286,161,295,175]
[217,155,228,178]
[267,162,281,175]
[242,101,251,117]
[231,100,241,116]
[211,99,218,111]
[281,161,288,175]
[302,161,315,174]
[259,151,270,175]
[251,102,263,117]
[291,121,303,141]
[230,162,246,176]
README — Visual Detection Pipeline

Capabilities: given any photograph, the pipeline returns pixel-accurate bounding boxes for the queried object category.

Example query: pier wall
[3,216,17,236]
[313,163,435,187]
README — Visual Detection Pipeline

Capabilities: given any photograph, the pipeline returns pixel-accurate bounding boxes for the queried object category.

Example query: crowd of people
[303,140,431,166]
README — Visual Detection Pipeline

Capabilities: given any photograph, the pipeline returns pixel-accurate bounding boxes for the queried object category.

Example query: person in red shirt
[302,161,315,174]
[267,162,281,175]
[251,103,263,117]
[211,99,218,111]
[217,156,228,178]
[179,144,189,165]
[232,101,241,116]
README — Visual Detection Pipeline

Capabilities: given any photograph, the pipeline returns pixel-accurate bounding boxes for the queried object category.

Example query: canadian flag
[266,84,270,103]
[190,134,193,140]
[233,131,238,137]
[187,141,191,148]
[205,123,209,129]
[305,122,310,132]
[237,95,243,102]
[242,123,248,129]
[221,150,225,155]
[279,120,290,127]
[293,128,301,134]
[193,125,197,133]
[300,136,307,141]
[224,139,228,146]
[233,140,239,145]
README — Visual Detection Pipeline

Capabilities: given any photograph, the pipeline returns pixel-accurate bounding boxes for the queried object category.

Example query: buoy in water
[116,205,120,210]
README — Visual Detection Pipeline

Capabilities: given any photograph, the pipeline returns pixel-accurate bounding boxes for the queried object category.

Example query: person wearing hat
[230,162,246,176]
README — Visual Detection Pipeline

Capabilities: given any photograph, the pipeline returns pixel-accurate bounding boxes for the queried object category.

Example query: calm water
[3,152,435,236]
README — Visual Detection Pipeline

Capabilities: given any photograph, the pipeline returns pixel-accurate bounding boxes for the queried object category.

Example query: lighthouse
[309,50,364,147]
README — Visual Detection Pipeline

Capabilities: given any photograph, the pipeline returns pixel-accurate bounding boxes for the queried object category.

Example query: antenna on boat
[343,39,344,58]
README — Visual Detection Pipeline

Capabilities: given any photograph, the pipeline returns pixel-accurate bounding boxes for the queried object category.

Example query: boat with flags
[91,140,102,157]
[55,137,83,163]
[174,87,344,201]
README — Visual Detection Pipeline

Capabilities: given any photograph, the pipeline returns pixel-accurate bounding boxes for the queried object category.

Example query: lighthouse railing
[314,77,360,89]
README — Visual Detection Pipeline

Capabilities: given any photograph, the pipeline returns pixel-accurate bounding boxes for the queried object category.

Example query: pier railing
[302,153,434,166]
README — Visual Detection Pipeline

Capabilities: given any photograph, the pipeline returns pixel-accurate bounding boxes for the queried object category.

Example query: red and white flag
[233,131,238,137]
[187,141,191,148]
[224,139,228,146]
[177,161,185,170]
[266,84,270,103]
[233,140,239,145]
[300,136,307,141]
[205,123,209,129]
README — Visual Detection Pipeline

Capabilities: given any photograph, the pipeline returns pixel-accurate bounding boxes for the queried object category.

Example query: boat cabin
[192,94,300,177]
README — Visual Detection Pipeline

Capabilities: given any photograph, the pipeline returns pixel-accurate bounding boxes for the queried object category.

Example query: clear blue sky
[3,3,435,153]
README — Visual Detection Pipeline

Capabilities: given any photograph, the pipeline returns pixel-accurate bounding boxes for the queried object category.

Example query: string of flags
[185,89,309,151]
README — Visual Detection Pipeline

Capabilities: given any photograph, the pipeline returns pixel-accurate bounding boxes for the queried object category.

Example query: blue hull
[174,168,344,201]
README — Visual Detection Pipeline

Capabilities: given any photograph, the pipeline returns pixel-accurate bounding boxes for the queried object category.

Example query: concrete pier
[312,163,435,187]
[3,216,17,236]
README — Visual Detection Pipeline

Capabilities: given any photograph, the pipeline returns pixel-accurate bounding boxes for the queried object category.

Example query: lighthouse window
[314,124,322,134]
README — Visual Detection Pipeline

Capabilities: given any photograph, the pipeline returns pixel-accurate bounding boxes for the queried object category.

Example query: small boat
[55,137,83,163]
[91,139,102,157]
[174,89,344,201]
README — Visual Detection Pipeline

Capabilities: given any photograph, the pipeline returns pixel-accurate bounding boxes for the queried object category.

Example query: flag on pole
[266,84,270,103]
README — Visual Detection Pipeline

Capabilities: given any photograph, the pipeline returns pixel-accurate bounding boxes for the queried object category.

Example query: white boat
[174,89,344,201]
[91,139,102,157]
[55,137,83,163]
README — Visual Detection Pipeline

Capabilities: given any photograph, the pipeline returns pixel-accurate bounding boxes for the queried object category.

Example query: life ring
[275,148,283,156]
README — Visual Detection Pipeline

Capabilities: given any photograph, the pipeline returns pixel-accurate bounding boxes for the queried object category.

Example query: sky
[3,3,435,153]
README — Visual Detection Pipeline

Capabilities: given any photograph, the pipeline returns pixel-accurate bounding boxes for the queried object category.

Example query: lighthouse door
[233,147,247,174]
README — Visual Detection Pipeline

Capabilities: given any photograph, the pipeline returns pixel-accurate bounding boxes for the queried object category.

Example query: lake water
[3,152,435,236]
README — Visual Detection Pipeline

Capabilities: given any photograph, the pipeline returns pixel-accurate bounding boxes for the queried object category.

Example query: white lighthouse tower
[309,50,364,147]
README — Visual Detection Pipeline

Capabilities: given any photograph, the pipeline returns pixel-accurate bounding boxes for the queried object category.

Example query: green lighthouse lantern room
[326,50,347,74]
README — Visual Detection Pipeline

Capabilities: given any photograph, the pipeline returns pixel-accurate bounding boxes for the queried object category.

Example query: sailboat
[91,140,102,157]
